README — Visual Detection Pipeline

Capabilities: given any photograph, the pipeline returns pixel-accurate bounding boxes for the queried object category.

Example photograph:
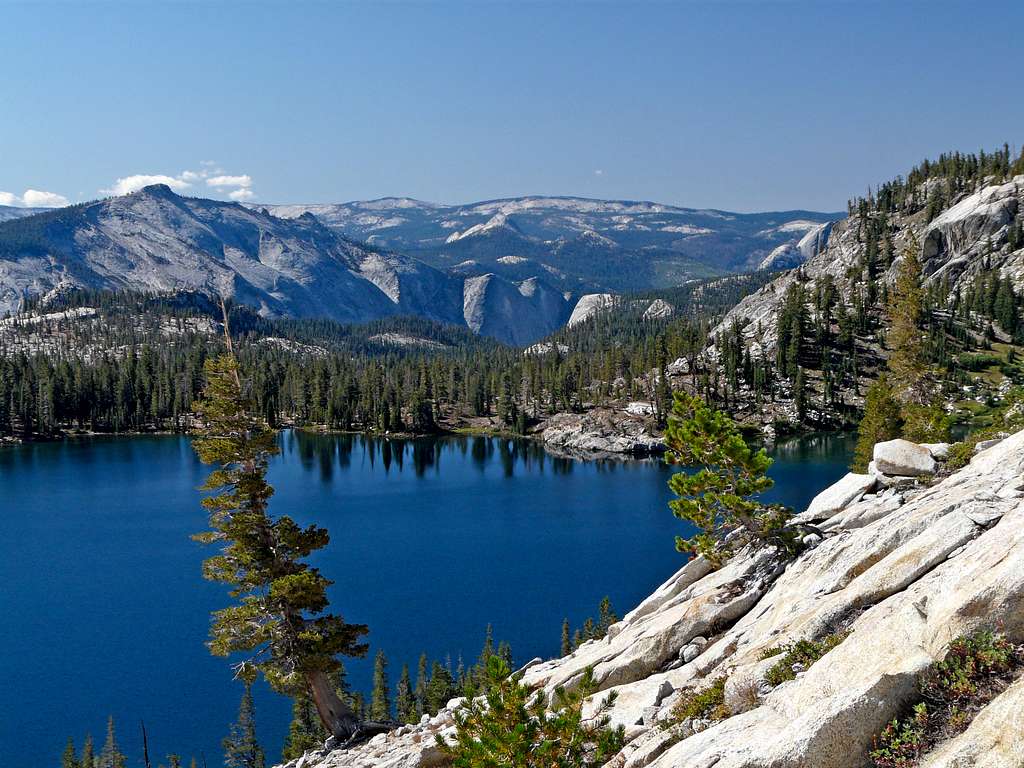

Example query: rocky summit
[279,428,1024,768]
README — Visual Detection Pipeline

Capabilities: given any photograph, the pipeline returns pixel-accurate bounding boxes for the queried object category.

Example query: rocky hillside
[718,175,1023,353]
[0,186,574,345]
[279,429,1024,768]
[259,196,841,293]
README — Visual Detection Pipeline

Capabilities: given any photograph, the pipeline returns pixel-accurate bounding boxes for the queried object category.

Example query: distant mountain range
[0,188,841,345]
[0,205,49,223]
[257,196,841,293]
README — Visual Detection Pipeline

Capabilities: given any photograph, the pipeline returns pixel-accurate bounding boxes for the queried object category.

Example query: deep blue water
[0,430,854,767]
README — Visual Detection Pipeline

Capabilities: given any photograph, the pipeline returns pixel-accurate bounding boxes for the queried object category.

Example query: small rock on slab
[974,438,1004,454]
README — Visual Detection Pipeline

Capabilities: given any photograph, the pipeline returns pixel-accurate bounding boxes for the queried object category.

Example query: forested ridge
[0,274,770,440]
[704,144,1024,433]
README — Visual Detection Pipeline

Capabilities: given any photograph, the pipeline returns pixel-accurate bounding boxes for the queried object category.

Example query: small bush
[869,629,1022,768]
[439,656,625,768]
[666,676,730,726]
[762,633,849,688]
[919,628,1016,702]
[871,703,930,768]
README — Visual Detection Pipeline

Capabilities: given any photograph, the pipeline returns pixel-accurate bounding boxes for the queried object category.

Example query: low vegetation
[869,628,1023,767]
[439,657,625,768]
[666,676,730,725]
[760,632,849,687]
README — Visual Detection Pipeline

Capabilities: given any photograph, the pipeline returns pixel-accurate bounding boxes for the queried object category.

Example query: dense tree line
[1,276,769,439]
[848,143,1024,222]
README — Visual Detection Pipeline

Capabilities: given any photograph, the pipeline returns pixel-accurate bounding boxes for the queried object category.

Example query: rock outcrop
[539,408,662,456]
[279,430,1024,768]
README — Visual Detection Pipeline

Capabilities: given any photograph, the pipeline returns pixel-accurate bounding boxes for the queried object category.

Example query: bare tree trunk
[308,670,394,744]
[308,670,361,740]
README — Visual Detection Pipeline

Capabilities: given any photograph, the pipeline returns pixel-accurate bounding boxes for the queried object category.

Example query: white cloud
[207,174,252,189]
[100,166,256,201]
[0,189,69,207]
[594,169,605,176]
[101,173,193,196]
[23,189,70,207]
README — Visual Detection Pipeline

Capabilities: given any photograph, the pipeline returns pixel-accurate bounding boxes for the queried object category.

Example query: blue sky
[1,0,1022,212]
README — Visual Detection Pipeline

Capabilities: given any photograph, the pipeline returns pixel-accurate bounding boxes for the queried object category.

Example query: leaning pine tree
[664,391,804,567]
[192,305,385,743]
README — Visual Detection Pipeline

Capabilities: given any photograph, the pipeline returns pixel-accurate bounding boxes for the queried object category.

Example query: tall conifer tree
[191,306,381,741]
[223,682,265,768]
[369,650,392,722]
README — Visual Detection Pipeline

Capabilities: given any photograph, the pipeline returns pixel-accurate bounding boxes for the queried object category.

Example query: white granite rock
[873,439,937,476]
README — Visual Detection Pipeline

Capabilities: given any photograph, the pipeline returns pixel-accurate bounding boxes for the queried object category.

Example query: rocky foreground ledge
[281,431,1024,768]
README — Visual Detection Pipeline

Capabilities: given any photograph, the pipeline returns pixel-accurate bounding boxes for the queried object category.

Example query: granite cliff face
[278,428,1024,768]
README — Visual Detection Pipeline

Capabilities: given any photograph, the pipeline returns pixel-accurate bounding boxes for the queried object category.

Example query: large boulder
[873,439,937,477]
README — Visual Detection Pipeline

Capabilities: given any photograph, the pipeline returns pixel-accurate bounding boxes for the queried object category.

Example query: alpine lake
[0,430,855,766]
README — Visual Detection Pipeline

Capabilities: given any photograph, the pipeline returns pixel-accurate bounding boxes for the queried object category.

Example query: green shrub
[870,703,930,768]
[920,628,1016,702]
[667,676,730,725]
[869,629,1021,768]
[762,633,848,688]
[439,656,624,768]
[956,352,1003,371]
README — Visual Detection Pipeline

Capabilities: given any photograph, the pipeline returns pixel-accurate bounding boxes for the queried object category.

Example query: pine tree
[886,238,929,403]
[395,665,416,724]
[80,736,95,768]
[852,375,904,472]
[369,650,392,722]
[664,391,796,566]
[414,653,429,719]
[61,737,80,768]
[597,597,617,635]
[191,332,375,740]
[97,717,125,768]
[794,367,807,421]
[223,682,265,768]
[560,618,571,656]
[425,661,455,714]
